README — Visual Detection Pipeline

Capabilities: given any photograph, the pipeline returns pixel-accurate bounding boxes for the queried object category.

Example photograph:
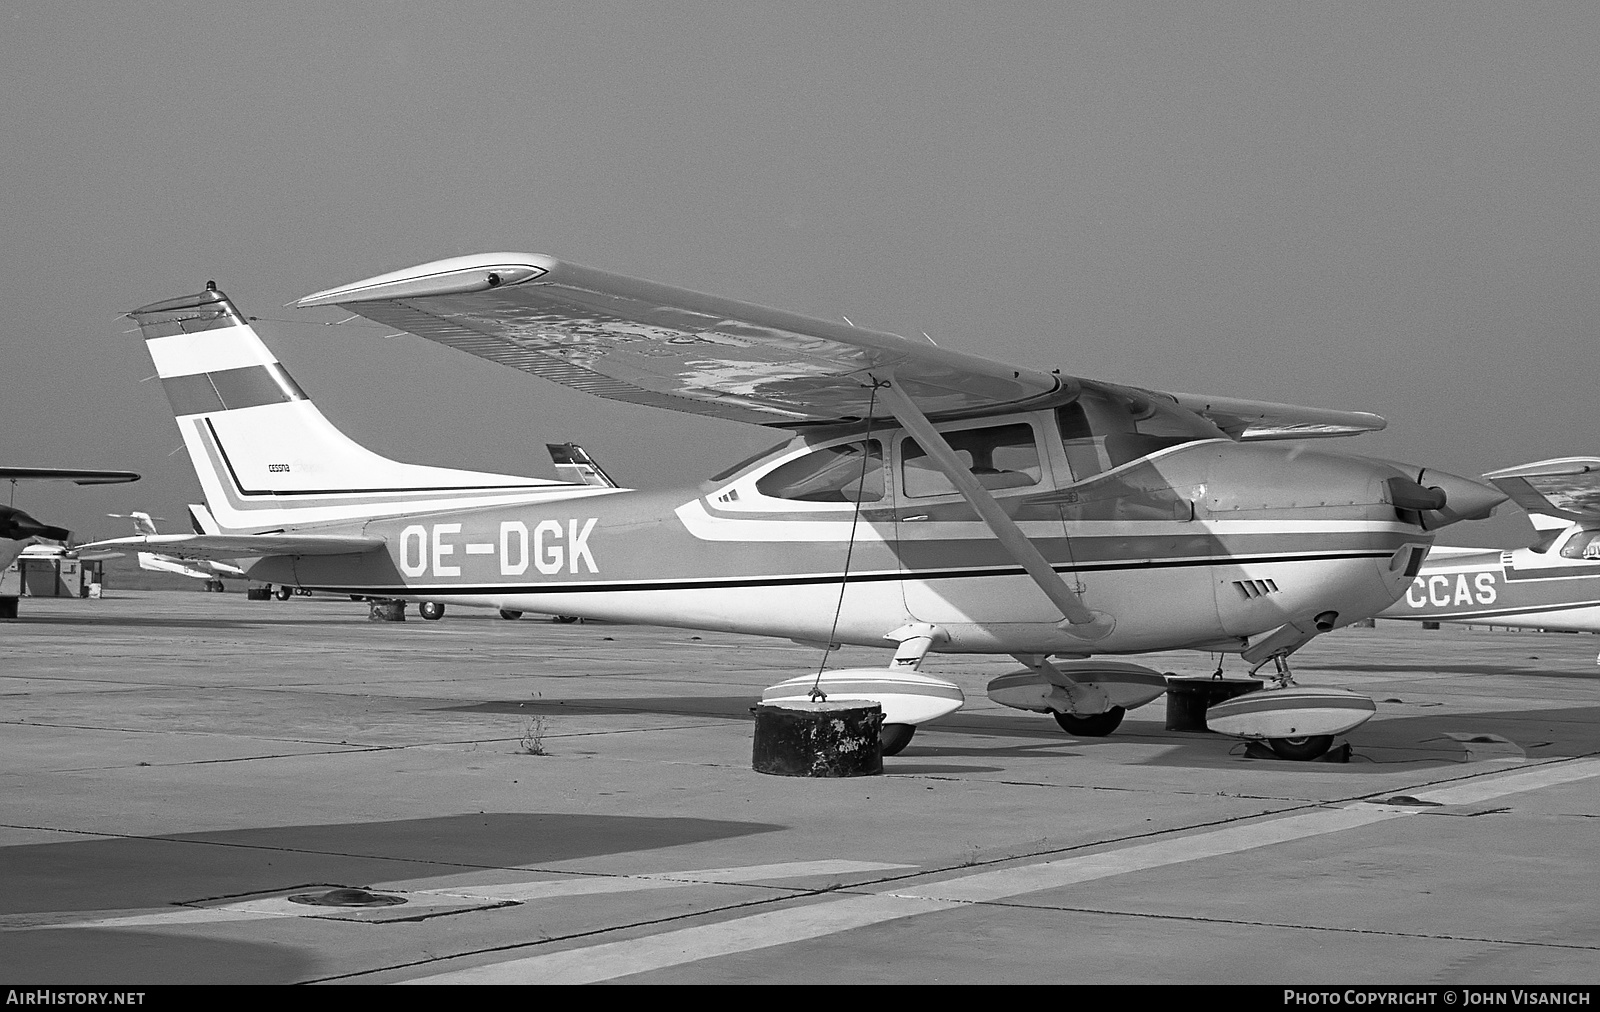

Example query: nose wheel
[1052,706,1125,737]
[880,723,917,756]
[1265,735,1335,761]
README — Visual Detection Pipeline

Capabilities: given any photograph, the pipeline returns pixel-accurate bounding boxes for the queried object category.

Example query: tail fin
[109,512,163,536]
[129,287,584,532]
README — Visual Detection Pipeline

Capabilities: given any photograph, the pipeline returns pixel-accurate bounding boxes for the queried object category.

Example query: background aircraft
[91,255,1506,759]
[1383,458,1600,660]
[548,443,621,489]
[109,512,245,592]
[2,467,140,617]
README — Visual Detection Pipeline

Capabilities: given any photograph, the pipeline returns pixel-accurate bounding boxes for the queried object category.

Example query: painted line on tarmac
[408,859,916,902]
[406,757,1600,985]
[0,860,910,932]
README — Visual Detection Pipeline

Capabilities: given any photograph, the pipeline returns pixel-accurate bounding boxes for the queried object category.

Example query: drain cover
[288,887,407,908]
[1380,795,1443,807]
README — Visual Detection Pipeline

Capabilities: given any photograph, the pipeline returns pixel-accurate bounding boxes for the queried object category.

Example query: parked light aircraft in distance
[91,257,1508,759]
[1382,458,1600,660]
[2,467,140,617]
[548,443,619,489]
[109,512,245,591]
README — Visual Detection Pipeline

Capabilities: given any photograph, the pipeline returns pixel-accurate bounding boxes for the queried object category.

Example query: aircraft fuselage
[248,432,1433,655]
[1382,539,1600,633]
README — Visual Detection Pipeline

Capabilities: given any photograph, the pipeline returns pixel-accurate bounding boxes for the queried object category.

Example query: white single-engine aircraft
[2,467,140,617]
[92,256,1507,759]
[109,512,245,591]
[1382,458,1600,660]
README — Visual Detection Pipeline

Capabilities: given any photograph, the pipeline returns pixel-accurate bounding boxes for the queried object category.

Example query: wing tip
[297,253,554,307]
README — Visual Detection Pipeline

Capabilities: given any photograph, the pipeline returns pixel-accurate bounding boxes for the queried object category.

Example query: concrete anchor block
[752,700,882,777]
[368,599,406,622]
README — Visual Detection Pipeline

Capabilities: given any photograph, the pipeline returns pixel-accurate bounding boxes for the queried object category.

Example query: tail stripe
[146,328,276,377]
[198,417,558,500]
[162,364,307,417]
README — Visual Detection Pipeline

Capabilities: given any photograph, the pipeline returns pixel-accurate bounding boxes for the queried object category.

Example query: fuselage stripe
[306,549,1392,596]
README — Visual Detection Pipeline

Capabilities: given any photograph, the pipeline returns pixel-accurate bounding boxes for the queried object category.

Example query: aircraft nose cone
[0,504,71,542]
[1413,467,1509,529]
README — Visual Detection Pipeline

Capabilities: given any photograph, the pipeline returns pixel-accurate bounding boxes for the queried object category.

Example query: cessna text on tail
[91,254,1507,759]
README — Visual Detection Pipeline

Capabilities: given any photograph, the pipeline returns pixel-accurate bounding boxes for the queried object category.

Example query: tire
[553,615,580,624]
[1052,706,1125,737]
[0,597,18,619]
[499,609,523,620]
[419,601,445,621]
[880,723,916,756]
[273,586,292,601]
[1267,734,1334,761]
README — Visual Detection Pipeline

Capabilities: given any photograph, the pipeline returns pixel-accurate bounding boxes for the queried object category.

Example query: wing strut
[876,378,1114,641]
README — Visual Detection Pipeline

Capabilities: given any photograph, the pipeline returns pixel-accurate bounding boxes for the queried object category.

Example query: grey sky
[4,2,1595,546]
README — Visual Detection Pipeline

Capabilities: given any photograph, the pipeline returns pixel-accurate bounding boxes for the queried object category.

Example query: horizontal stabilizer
[1485,457,1600,524]
[81,533,386,561]
[0,467,140,484]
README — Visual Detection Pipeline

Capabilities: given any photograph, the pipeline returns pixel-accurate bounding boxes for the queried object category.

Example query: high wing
[1153,392,1385,441]
[1486,457,1600,524]
[0,467,141,484]
[298,253,1384,437]
[81,533,386,562]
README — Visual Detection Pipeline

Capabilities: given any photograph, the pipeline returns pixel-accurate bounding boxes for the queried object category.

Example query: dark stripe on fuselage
[303,549,1392,597]
[1504,564,1600,582]
[1400,599,1600,621]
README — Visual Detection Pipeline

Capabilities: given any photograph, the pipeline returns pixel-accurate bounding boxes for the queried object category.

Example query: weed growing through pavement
[520,716,550,756]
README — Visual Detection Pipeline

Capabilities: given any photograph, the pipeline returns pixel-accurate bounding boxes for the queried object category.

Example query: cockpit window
[1559,529,1600,560]
[755,440,884,502]
[901,423,1041,498]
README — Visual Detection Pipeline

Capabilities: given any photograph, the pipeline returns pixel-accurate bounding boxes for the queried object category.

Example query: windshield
[1058,386,1219,481]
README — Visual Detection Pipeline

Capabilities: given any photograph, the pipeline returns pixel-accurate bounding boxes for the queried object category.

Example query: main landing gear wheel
[273,585,292,601]
[1267,735,1334,761]
[1052,706,1125,737]
[419,601,445,620]
[880,723,916,756]
[498,609,523,620]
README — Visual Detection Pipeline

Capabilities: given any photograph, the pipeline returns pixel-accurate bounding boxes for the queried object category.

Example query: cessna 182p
[92,255,1507,759]
[1382,458,1600,659]
[2,467,140,617]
